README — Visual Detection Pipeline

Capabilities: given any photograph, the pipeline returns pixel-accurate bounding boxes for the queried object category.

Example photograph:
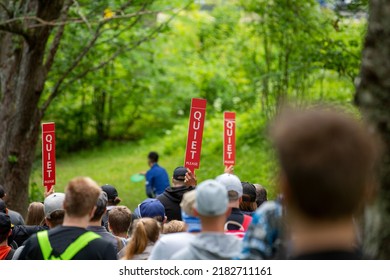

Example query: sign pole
[184,98,207,174]
[223,112,236,168]
[42,123,56,192]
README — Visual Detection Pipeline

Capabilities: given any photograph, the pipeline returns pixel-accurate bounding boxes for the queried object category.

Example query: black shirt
[18,226,117,260]
[157,186,194,221]
[292,250,363,260]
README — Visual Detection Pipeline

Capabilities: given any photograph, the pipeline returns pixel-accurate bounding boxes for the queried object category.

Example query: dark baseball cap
[0,213,11,234]
[241,182,257,203]
[101,184,119,200]
[173,167,187,181]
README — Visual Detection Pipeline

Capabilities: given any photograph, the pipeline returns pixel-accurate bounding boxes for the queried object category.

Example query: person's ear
[45,218,52,228]
[163,216,167,224]
[89,206,97,220]
[278,171,290,203]
[108,222,112,232]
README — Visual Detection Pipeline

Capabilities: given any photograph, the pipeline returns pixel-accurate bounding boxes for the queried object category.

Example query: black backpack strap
[5,249,15,260]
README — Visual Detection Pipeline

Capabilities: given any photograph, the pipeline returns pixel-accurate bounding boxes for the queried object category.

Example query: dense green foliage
[31,1,367,208]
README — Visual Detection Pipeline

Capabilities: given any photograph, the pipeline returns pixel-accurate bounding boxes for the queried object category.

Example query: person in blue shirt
[145,152,170,198]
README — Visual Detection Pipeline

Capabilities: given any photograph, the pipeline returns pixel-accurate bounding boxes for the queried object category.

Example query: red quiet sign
[184,98,207,174]
[42,123,56,192]
[224,112,236,167]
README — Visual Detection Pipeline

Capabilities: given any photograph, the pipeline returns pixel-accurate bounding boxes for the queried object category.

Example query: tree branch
[44,0,73,73]
[41,1,192,113]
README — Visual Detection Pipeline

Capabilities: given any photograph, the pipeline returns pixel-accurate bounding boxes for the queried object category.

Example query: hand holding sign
[184,98,207,174]
[42,123,56,192]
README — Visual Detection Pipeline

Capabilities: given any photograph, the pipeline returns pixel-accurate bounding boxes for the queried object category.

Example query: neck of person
[62,214,91,229]
[291,215,357,256]
[88,219,103,227]
[199,215,226,233]
[0,239,8,247]
[230,200,240,209]
[115,232,128,239]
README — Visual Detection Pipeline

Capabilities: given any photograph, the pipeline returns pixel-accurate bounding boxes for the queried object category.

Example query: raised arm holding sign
[184,98,207,174]
[42,123,56,192]
[224,112,236,169]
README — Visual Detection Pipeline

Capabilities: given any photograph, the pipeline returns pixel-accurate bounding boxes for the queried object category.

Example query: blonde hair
[26,202,45,226]
[122,218,160,260]
[64,177,101,218]
[162,220,186,234]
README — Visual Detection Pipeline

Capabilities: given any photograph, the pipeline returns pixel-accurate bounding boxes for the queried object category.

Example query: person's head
[180,190,201,232]
[101,184,121,206]
[254,184,268,208]
[162,220,186,234]
[122,218,160,260]
[90,191,108,222]
[239,182,257,213]
[44,193,65,228]
[215,173,242,208]
[64,177,101,220]
[0,199,7,214]
[0,185,5,200]
[134,198,166,224]
[108,206,132,237]
[25,202,45,226]
[172,166,187,187]
[271,107,379,223]
[148,151,159,166]
[195,179,229,231]
[0,213,12,244]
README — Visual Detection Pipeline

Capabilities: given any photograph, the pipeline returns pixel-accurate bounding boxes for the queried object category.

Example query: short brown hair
[271,107,379,220]
[64,177,101,218]
[162,220,186,234]
[108,206,132,235]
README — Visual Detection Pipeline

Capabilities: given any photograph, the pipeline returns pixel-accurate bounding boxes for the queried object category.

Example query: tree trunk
[355,0,390,259]
[0,1,65,216]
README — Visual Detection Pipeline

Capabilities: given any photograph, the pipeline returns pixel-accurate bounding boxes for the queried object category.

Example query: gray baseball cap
[215,173,243,201]
[44,193,65,218]
[195,179,228,217]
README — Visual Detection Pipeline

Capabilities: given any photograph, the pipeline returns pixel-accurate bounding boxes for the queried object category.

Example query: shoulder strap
[242,214,252,231]
[60,232,100,260]
[37,230,53,260]
[37,230,101,260]
[5,249,15,260]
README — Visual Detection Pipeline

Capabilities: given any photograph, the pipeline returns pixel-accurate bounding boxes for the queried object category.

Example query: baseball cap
[0,213,11,234]
[195,179,228,217]
[101,184,119,201]
[93,191,108,219]
[241,182,257,203]
[44,193,65,218]
[134,198,165,219]
[173,166,187,181]
[215,173,243,201]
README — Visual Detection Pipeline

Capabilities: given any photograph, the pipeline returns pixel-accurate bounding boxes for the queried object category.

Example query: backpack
[37,230,101,260]
[224,215,253,239]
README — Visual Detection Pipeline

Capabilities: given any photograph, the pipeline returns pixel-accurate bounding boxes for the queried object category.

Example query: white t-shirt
[148,232,196,260]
